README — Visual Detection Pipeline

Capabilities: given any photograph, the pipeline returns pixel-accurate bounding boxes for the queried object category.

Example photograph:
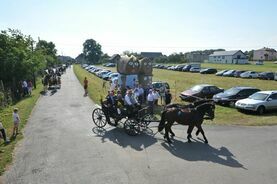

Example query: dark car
[222,70,236,77]
[234,70,246,77]
[180,84,224,102]
[215,70,229,76]
[200,68,217,74]
[258,72,275,80]
[213,87,260,106]
[152,81,170,92]
[175,64,187,71]
[182,65,191,72]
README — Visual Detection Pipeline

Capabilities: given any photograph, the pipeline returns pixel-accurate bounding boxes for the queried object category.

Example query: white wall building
[209,50,248,64]
[253,48,277,61]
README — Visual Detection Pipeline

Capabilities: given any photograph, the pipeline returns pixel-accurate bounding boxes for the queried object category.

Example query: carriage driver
[124,89,140,117]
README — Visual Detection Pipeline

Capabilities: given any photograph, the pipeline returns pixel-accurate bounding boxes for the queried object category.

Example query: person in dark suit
[106,91,118,117]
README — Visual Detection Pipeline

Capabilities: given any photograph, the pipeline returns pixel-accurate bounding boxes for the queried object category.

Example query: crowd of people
[83,77,172,121]
[16,80,33,98]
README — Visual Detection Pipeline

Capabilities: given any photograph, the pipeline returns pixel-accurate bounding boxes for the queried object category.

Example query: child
[12,108,20,137]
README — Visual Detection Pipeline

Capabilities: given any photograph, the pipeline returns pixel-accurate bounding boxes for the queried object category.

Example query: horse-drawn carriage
[92,97,216,143]
[92,100,153,136]
[42,68,62,90]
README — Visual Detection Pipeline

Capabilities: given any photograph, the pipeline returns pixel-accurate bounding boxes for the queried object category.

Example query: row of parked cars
[179,84,277,115]
[215,70,277,80]
[154,64,204,73]
[154,64,277,80]
[81,64,119,82]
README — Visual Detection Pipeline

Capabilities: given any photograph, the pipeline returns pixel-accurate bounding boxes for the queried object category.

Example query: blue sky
[1,0,277,57]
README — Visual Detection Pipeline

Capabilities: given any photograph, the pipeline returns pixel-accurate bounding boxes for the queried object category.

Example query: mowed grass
[152,68,277,126]
[0,82,43,175]
[74,65,110,104]
[202,62,277,72]
[75,64,277,126]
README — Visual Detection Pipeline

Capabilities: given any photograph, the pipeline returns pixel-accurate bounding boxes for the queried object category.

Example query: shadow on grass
[161,138,247,169]
[92,126,157,151]
[238,109,277,117]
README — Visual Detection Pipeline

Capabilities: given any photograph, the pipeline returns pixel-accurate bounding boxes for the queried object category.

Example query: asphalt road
[4,67,277,184]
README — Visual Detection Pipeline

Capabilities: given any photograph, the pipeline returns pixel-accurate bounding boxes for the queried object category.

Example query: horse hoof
[170,133,175,137]
[205,140,208,144]
[188,139,192,143]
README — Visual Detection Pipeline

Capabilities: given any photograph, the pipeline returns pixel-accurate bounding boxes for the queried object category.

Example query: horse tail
[158,110,167,132]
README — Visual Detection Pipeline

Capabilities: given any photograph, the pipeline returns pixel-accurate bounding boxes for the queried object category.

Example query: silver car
[240,71,259,78]
[235,91,277,114]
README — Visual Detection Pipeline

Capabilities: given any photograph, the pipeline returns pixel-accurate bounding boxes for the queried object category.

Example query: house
[209,50,248,64]
[253,47,277,61]
[140,52,163,59]
[185,52,209,62]
[108,54,121,63]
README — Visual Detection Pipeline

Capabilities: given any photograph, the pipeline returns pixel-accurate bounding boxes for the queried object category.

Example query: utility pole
[31,40,37,89]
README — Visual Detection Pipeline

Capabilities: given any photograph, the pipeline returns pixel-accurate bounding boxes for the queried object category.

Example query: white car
[240,71,259,78]
[235,91,277,114]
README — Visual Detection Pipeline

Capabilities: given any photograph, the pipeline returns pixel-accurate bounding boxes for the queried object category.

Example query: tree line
[0,29,60,106]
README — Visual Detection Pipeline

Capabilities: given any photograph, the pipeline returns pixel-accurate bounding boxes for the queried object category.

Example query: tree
[35,40,58,67]
[0,29,57,101]
[83,39,102,64]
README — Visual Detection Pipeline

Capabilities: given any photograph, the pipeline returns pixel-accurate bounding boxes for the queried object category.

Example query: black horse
[158,102,215,144]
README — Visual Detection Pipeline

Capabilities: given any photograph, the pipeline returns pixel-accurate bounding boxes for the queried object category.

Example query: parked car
[215,70,229,76]
[105,63,116,67]
[108,73,119,81]
[257,72,275,80]
[222,70,236,77]
[182,65,191,72]
[200,68,217,74]
[152,81,170,92]
[234,70,246,78]
[235,91,277,114]
[190,67,201,73]
[82,64,88,68]
[213,86,260,106]
[255,61,264,65]
[275,72,277,81]
[102,72,113,80]
[180,84,224,102]
[175,64,187,71]
[240,71,259,78]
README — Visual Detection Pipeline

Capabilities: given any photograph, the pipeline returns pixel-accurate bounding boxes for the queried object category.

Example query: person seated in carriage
[105,91,117,116]
[124,89,141,117]
[115,90,124,108]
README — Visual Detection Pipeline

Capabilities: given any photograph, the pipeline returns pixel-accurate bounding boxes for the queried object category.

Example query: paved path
[4,67,277,184]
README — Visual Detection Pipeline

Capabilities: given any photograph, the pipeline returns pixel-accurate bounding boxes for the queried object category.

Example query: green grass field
[0,82,43,175]
[75,64,277,126]
[74,65,110,104]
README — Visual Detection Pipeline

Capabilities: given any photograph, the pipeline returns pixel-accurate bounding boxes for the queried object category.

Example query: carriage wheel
[140,114,152,130]
[124,119,140,136]
[92,108,107,128]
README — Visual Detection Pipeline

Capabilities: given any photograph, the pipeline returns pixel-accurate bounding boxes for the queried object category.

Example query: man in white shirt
[124,90,139,117]
[22,80,28,96]
[147,89,154,115]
